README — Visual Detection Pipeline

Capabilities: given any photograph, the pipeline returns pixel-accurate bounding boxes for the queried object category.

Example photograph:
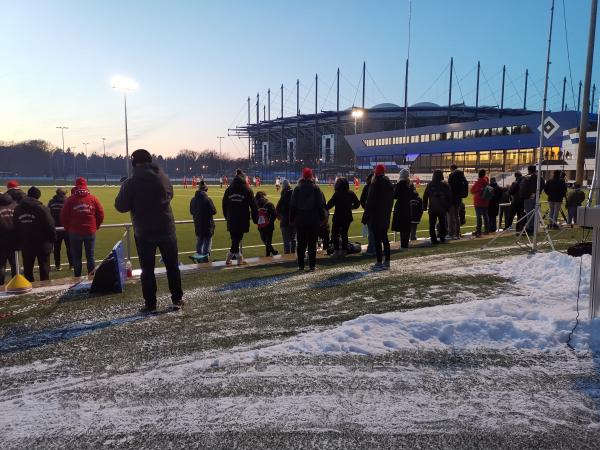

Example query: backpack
[409,197,423,223]
[481,185,495,201]
[257,207,270,229]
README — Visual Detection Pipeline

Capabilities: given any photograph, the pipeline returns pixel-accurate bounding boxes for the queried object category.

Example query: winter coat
[423,180,452,215]
[221,176,258,235]
[391,179,412,232]
[566,188,586,208]
[6,188,25,204]
[190,190,216,237]
[13,196,56,253]
[115,162,176,239]
[290,179,325,230]
[276,187,293,227]
[0,193,17,250]
[471,176,490,208]
[487,182,504,217]
[48,193,66,228]
[508,177,523,204]
[326,179,360,226]
[61,189,104,236]
[544,176,567,202]
[410,189,424,224]
[519,173,545,200]
[359,183,370,225]
[256,196,277,231]
[364,174,394,230]
[448,169,469,205]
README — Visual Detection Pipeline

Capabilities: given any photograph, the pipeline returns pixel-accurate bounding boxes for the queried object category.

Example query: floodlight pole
[83,142,89,180]
[533,0,555,253]
[217,136,224,176]
[124,93,130,177]
[56,126,68,181]
[102,138,107,185]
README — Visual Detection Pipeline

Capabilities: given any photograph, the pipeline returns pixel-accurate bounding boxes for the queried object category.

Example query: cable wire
[415,61,450,102]
[561,0,577,109]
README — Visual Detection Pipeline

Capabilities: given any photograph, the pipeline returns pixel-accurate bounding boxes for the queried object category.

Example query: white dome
[410,102,440,108]
[372,102,401,109]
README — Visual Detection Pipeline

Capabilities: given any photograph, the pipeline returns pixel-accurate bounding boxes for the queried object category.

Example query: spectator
[566,183,586,226]
[365,164,394,269]
[255,191,279,257]
[0,192,17,285]
[318,200,332,255]
[13,187,56,282]
[544,169,567,229]
[519,165,545,234]
[487,177,504,233]
[222,169,258,265]
[423,170,452,244]
[48,188,73,271]
[189,180,216,263]
[275,179,296,254]
[471,169,490,237]
[5,180,26,204]
[409,185,423,241]
[326,177,360,258]
[447,164,469,239]
[290,167,325,271]
[115,149,184,313]
[391,168,412,249]
[61,177,104,277]
[506,171,524,231]
[498,186,510,230]
[360,172,375,256]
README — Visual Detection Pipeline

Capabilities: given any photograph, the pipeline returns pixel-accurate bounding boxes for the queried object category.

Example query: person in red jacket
[470,169,490,237]
[61,177,104,276]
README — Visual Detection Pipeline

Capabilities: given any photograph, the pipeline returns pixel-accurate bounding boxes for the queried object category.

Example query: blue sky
[1,0,598,158]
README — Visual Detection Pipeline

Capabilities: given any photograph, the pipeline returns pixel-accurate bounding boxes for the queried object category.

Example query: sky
[1,0,599,158]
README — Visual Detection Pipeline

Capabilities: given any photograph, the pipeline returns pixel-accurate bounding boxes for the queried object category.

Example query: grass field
[29,182,555,272]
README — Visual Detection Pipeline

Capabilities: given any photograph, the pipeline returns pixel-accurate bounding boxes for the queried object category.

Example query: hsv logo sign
[538,116,560,139]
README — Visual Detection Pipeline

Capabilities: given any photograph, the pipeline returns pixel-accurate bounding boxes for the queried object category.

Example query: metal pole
[280,84,284,163]
[315,73,318,165]
[561,76,567,111]
[524,69,529,110]
[247,96,251,167]
[592,84,597,114]
[533,0,555,253]
[267,88,271,120]
[362,61,366,109]
[500,65,506,117]
[576,0,598,186]
[83,142,89,180]
[447,57,453,124]
[217,136,224,176]
[587,99,600,318]
[102,138,107,185]
[296,79,299,164]
[124,93,130,177]
[578,80,583,111]
[475,62,480,118]
[336,68,340,166]
[257,93,260,165]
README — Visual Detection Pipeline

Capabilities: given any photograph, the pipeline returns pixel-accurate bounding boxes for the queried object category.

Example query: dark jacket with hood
[7,188,25,204]
[48,192,67,228]
[487,180,504,217]
[544,174,567,202]
[276,186,293,227]
[566,187,586,207]
[115,162,176,238]
[290,178,325,229]
[0,193,17,250]
[508,175,524,204]
[326,178,360,226]
[391,179,412,232]
[519,172,545,200]
[423,173,452,215]
[256,196,277,232]
[61,179,104,236]
[447,169,468,204]
[222,175,258,235]
[365,174,394,230]
[359,182,371,224]
[190,189,217,237]
[13,196,56,253]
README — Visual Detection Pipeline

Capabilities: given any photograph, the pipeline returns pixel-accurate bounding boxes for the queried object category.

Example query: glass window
[491,150,504,166]
[479,151,490,163]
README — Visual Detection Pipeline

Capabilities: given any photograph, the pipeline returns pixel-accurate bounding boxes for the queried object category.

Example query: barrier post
[125,224,132,261]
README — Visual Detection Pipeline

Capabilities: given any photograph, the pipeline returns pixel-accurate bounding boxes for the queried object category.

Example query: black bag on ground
[90,253,120,294]
[567,242,592,257]
[346,241,362,254]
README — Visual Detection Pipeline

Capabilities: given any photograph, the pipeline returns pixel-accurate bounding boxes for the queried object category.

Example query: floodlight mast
[112,76,138,177]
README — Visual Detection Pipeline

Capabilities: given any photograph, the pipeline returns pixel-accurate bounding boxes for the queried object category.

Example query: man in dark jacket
[13,187,56,282]
[391,168,412,249]
[326,177,360,258]
[222,169,258,265]
[190,180,216,263]
[0,192,18,285]
[487,177,504,233]
[48,188,72,271]
[6,180,26,204]
[276,179,296,254]
[519,165,545,234]
[506,171,524,231]
[256,191,279,257]
[566,183,586,226]
[290,167,325,271]
[447,164,468,239]
[115,149,183,312]
[359,172,375,255]
[423,169,452,244]
[544,169,567,229]
[365,164,394,269]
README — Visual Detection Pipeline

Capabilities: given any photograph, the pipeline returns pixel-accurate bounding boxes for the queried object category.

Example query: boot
[225,252,233,265]
[237,253,247,265]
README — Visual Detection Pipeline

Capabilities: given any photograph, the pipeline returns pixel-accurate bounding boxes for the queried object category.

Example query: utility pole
[56,126,68,181]
[362,61,366,109]
[499,65,506,117]
[247,96,251,167]
[578,80,583,111]
[217,136,224,176]
[102,138,107,185]
[524,69,529,110]
[83,142,89,180]
[447,57,453,124]
[561,76,567,111]
[475,62,480,118]
[576,0,598,186]
[593,84,597,114]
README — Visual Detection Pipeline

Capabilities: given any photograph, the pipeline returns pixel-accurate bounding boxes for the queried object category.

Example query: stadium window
[440,133,447,141]
[422,134,429,143]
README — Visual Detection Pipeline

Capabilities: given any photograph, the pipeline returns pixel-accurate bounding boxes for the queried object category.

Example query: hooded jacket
[6,188,26,204]
[566,187,586,207]
[365,174,394,230]
[0,193,17,249]
[222,175,258,234]
[290,178,325,229]
[13,196,56,253]
[519,172,545,200]
[275,186,293,227]
[61,180,104,235]
[391,179,413,232]
[256,196,277,231]
[447,169,468,204]
[470,176,490,208]
[326,178,360,225]
[48,192,67,228]
[423,172,452,214]
[487,180,504,217]
[190,189,217,237]
[544,174,567,202]
[508,175,524,204]
[115,162,176,238]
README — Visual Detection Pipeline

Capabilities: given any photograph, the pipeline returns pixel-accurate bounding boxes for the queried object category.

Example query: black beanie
[131,149,152,167]
[28,186,41,199]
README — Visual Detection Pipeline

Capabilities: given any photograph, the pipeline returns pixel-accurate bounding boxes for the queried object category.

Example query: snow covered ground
[1,248,600,448]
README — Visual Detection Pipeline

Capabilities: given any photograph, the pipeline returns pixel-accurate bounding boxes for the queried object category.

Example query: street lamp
[83,142,89,180]
[217,136,224,176]
[351,108,364,134]
[111,75,138,177]
[102,138,107,185]
[56,126,68,181]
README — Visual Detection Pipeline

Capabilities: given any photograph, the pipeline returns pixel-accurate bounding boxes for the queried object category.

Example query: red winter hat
[6,180,19,189]
[374,164,386,176]
[302,167,313,180]
[75,177,88,189]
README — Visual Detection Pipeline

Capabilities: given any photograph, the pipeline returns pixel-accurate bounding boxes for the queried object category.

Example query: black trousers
[22,247,51,282]
[135,233,183,308]
[0,247,17,285]
[54,231,72,269]
[296,226,318,269]
[399,231,410,249]
[373,227,390,263]
[429,212,447,243]
[229,232,244,254]
[331,221,350,251]
[319,225,330,250]
[507,201,525,231]
[259,227,276,256]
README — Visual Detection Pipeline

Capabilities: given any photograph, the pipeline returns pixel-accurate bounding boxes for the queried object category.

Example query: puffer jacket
[190,189,216,237]
[423,178,452,214]
[276,187,293,227]
[326,178,360,225]
[48,193,67,228]
[365,174,394,230]
[391,179,412,232]
[222,176,258,234]
[290,178,325,229]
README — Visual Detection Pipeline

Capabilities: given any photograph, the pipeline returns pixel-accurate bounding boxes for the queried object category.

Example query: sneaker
[140,305,157,314]
[271,249,279,256]
[225,252,233,265]
[309,266,316,271]
[383,260,391,269]
[298,266,305,271]
[172,300,185,311]
[372,262,384,271]
[55,266,61,271]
